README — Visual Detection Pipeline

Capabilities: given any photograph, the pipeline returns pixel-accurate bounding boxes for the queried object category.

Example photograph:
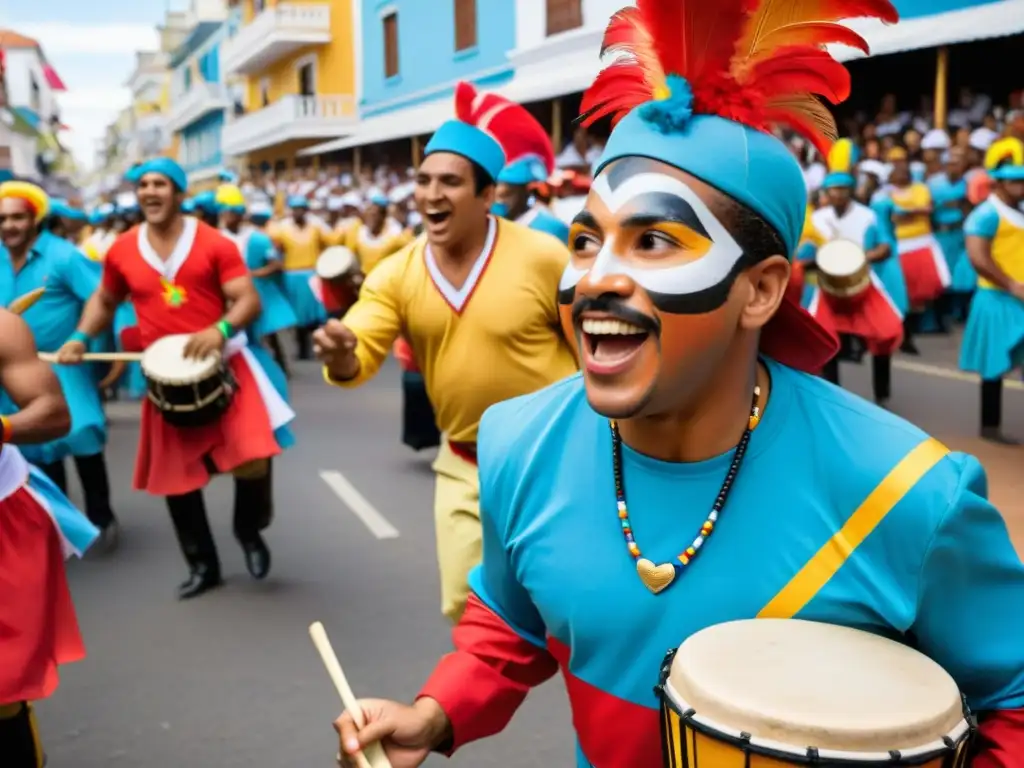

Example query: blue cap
[822,172,856,189]
[992,166,1024,181]
[192,190,217,213]
[425,120,506,183]
[497,155,549,186]
[287,195,309,209]
[182,199,196,213]
[368,193,389,208]
[594,83,806,256]
[130,157,187,192]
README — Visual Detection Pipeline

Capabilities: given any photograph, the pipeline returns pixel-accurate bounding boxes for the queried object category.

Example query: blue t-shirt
[964,200,1000,239]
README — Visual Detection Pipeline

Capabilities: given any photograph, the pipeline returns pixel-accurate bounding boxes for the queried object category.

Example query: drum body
[317,246,361,316]
[816,240,871,310]
[658,620,972,768]
[141,334,235,428]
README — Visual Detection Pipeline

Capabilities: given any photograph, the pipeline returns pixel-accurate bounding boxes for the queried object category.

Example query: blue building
[167,19,232,190]
[302,0,518,160]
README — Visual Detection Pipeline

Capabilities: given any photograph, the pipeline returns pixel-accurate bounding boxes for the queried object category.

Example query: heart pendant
[636,558,676,594]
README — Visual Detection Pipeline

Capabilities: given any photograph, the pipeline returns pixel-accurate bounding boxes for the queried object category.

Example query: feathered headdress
[453,81,556,177]
[0,181,50,223]
[822,136,860,188]
[580,0,898,157]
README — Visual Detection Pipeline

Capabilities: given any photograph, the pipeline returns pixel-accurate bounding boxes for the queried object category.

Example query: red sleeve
[973,709,1024,767]
[212,230,249,284]
[101,246,128,301]
[418,594,558,753]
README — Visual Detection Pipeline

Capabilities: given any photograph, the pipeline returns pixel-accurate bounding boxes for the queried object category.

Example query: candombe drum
[141,334,235,429]
[815,239,872,310]
[657,619,973,767]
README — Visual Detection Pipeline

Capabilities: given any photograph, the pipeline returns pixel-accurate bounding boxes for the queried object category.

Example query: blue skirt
[281,269,326,327]
[959,287,1024,380]
[871,255,910,316]
[950,250,978,294]
[15,363,107,464]
[246,341,295,450]
[252,274,299,337]
[113,302,146,400]
[26,461,98,558]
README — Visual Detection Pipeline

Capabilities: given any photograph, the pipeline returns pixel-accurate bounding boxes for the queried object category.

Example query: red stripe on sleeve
[973,708,1024,767]
[418,594,558,753]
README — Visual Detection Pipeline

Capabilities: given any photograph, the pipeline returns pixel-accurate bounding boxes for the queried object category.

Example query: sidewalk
[942,436,1024,553]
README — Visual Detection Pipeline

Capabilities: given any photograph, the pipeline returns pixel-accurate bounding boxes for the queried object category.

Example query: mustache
[571,295,661,336]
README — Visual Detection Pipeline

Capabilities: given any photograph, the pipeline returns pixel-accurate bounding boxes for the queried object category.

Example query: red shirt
[103,219,248,348]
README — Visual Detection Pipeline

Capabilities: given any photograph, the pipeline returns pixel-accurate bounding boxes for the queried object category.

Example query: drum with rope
[140,334,235,429]
[657,619,972,767]
[815,239,871,309]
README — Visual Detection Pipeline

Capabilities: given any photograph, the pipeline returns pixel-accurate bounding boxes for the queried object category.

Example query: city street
[38,342,1024,768]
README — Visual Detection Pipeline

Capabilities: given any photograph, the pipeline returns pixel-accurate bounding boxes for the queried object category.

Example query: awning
[298,98,453,156]
[42,64,66,91]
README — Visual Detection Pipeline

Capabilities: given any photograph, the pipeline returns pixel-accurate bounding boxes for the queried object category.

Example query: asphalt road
[36,338,1024,768]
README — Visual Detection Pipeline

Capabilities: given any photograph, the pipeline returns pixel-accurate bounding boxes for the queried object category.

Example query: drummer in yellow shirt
[275,195,327,359]
[344,190,410,275]
[315,88,578,623]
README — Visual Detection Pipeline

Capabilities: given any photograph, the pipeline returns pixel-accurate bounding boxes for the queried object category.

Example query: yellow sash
[758,437,949,619]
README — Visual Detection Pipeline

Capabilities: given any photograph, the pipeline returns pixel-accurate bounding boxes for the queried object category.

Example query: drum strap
[758,437,949,619]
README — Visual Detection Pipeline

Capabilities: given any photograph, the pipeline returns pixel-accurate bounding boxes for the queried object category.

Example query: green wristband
[216,320,233,339]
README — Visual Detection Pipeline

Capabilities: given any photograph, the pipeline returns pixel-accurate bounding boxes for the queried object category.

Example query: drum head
[317,246,356,279]
[141,334,220,384]
[816,239,867,278]
[665,619,965,753]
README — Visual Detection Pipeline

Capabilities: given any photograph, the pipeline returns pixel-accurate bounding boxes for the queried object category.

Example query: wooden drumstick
[39,351,144,363]
[8,287,45,315]
[308,622,393,768]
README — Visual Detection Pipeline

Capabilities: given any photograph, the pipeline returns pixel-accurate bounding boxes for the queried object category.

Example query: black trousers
[295,325,318,360]
[165,462,273,571]
[264,333,290,378]
[981,378,1003,430]
[40,452,115,529]
[821,342,892,403]
[0,702,43,768]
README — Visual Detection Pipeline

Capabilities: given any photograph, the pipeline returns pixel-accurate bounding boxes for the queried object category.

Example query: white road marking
[319,470,399,539]
[891,359,1024,391]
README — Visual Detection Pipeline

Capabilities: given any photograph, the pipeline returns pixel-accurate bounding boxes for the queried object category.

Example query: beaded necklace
[612,384,762,595]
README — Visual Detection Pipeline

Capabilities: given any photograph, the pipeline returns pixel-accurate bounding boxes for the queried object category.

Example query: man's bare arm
[76,285,120,338]
[0,310,71,444]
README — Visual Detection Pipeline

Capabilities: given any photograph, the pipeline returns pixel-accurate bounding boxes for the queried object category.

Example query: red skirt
[134,353,282,496]
[898,235,950,307]
[810,278,905,356]
[0,486,85,703]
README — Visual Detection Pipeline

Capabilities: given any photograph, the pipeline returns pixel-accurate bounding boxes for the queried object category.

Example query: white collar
[989,194,1024,229]
[137,216,198,281]
[424,216,497,313]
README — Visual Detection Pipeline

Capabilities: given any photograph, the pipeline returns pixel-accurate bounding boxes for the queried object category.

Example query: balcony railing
[167,81,230,133]
[221,94,357,155]
[221,3,331,76]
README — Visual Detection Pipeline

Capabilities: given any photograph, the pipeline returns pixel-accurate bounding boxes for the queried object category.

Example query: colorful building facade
[220,0,359,172]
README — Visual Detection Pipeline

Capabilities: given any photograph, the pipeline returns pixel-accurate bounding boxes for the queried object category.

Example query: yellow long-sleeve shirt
[346,220,414,275]
[273,219,324,271]
[325,216,578,443]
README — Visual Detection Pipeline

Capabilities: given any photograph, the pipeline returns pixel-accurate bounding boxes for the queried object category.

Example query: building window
[382,12,399,79]
[259,77,271,108]
[453,0,476,52]
[296,56,317,97]
[29,73,40,112]
[546,0,582,36]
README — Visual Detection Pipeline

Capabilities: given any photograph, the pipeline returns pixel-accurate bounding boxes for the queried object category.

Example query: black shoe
[981,426,1020,445]
[900,338,920,355]
[240,535,271,580]
[176,562,223,600]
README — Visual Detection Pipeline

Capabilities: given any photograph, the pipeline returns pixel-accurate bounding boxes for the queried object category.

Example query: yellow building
[220,0,358,172]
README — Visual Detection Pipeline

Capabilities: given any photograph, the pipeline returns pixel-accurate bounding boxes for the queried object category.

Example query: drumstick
[308,622,392,768]
[8,287,45,315]
[38,351,144,363]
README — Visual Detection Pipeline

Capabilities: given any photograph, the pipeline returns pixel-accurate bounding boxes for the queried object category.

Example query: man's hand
[183,327,226,360]
[314,319,359,381]
[55,339,87,365]
[334,697,449,768]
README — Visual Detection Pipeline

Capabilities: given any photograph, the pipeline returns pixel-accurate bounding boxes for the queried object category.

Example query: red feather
[746,48,851,103]
[751,22,870,57]
[453,81,478,123]
[580,65,651,127]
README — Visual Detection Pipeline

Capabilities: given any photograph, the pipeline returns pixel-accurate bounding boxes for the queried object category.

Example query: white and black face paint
[558,157,747,315]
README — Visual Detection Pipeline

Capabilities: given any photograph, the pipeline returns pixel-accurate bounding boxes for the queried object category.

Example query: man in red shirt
[57,158,295,600]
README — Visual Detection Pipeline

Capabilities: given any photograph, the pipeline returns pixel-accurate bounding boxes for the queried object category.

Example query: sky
[0,0,185,171]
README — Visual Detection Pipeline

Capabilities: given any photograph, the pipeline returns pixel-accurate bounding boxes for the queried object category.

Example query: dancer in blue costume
[0,181,119,547]
[275,195,327,360]
[217,184,298,391]
[959,137,1024,444]
[929,146,976,320]
[333,1,1024,766]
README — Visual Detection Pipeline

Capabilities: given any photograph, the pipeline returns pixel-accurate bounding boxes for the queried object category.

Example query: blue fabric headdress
[128,157,187,192]
[424,82,509,182]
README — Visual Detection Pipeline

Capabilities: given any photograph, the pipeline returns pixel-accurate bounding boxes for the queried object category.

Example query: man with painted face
[959,137,1024,443]
[332,2,1024,766]
[56,158,295,600]
[315,81,577,624]
[0,181,119,547]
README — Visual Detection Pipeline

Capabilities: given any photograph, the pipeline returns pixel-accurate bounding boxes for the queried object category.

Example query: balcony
[221,94,357,155]
[167,81,230,133]
[221,3,331,76]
